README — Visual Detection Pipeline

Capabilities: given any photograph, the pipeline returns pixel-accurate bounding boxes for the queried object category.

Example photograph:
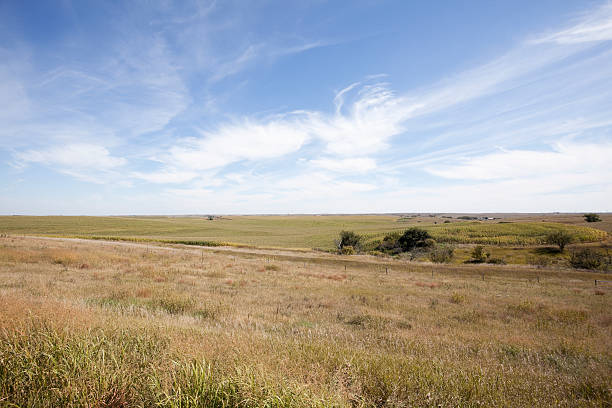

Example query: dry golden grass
[0,236,610,407]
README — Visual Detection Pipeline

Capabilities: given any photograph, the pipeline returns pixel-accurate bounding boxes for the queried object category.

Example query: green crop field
[0,215,607,250]
[1,215,608,250]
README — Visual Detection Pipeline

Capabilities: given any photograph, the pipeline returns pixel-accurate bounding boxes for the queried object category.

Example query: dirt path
[24,235,348,261]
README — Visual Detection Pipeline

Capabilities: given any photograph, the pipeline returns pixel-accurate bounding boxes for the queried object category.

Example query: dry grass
[0,236,610,407]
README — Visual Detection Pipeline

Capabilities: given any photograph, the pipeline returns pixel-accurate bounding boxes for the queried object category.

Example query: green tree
[545,230,573,251]
[378,231,402,254]
[583,213,601,222]
[398,228,433,252]
[335,230,362,252]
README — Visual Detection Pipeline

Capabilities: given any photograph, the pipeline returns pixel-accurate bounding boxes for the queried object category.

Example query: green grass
[0,215,607,250]
[426,222,607,245]
[0,323,326,408]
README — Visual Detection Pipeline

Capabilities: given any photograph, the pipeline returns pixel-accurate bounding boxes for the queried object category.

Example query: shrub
[583,213,601,222]
[527,255,551,268]
[569,248,609,270]
[545,231,573,251]
[469,246,488,263]
[335,230,362,252]
[397,228,432,252]
[450,292,465,304]
[428,245,454,263]
[341,245,355,255]
[378,231,403,254]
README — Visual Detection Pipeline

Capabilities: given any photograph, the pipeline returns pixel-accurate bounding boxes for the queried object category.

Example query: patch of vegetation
[88,292,218,319]
[0,323,326,408]
[468,245,489,263]
[583,213,601,222]
[569,248,611,271]
[376,228,434,255]
[450,292,465,304]
[464,246,507,264]
[398,228,434,251]
[335,230,362,253]
[545,231,573,252]
[424,222,606,246]
[428,244,454,263]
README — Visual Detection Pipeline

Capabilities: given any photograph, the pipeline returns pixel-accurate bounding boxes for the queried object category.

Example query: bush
[569,248,609,270]
[428,245,454,263]
[335,230,362,253]
[545,231,573,251]
[584,213,601,222]
[469,246,488,263]
[341,245,355,255]
[397,228,433,252]
[378,231,403,254]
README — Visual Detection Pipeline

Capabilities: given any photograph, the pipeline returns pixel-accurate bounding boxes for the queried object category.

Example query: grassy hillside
[0,215,607,250]
[0,237,610,407]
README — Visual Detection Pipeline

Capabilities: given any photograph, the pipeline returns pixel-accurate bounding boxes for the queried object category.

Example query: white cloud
[210,40,334,82]
[14,143,127,184]
[131,169,199,184]
[310,83,416,156]
[148,81,409,178]
[16,143,126,170]
[310,157,377,173]
[427,143,612,181]
[534,2,612,44]
[164,117,310,171]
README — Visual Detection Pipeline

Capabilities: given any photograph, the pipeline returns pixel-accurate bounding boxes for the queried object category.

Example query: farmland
[0,235,611,407]
[0,214,608,250]
[1,214,609,268]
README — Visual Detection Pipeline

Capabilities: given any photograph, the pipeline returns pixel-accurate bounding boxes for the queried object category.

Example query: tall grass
[0,323,330,408]
[1,237,611,407]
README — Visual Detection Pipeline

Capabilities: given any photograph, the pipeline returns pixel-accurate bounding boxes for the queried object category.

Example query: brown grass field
[0,235,610,407]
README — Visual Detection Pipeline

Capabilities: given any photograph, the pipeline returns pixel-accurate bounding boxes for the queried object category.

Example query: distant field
[0,215,607,250]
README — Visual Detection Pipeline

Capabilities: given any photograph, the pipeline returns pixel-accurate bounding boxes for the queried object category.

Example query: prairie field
[0,235,610,407]
[0,214,608,250]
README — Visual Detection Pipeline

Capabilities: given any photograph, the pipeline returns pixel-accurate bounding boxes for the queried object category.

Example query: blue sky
[1,0,611,214]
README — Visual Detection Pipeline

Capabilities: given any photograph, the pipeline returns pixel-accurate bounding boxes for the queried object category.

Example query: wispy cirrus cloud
[310,157,377,173]
[427,143,612,181]
[14,143,127,184]
[533,2,612,44]
[210,40,332,82]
